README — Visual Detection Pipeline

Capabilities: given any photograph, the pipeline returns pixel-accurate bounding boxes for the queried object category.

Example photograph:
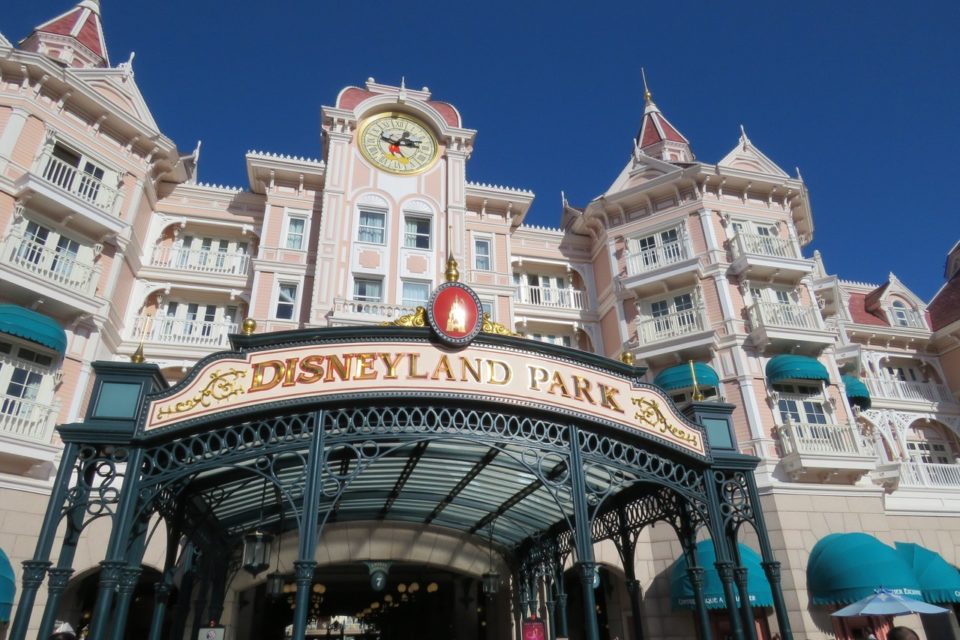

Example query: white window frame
[282,209,310,251]
[400,280,431,307]
[403,214,432,250]
[353,277,384,303]
[357,209,387,245]
[473,235,493,271]
[273,280,301,321]
[626,223,685,266]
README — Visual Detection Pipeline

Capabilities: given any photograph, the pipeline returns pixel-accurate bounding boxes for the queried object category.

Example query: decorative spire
[633,73,693,163]
[641,68,653,106]
[445,224,459,282]
[20,0,110,68]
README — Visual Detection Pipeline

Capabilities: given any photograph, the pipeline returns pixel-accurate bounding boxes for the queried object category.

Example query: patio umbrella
[831,588,950,617]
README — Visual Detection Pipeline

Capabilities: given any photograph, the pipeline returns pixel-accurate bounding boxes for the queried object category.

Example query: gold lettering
[599,383,624,413]
[282,357,299,387]
[431,355,457,381]
[297,355,325,384]
[407,353,429,379]
[460,357,483,383]
[487,360,512,385]
[379,352,404,379]
[248,360,285,393]
[528,366,549,391]
[355,353,378,380]
[324,354,354,383]
[546,371,571,398]
[572,375,596,405]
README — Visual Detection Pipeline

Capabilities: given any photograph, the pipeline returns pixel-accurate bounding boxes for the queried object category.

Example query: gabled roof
[928,269,960,331]
[71,67,160,130]
[847,292,889,327]
[24,0,108,67]
[863,282,890,311]
[717,127,789,178]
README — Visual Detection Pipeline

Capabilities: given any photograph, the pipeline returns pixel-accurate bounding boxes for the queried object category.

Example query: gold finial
[690,360,704,401]
[620,351,635,366]
[641,68,652,105]
[241,318,257,335]
[130,343,145,364]
[445,256,460,283]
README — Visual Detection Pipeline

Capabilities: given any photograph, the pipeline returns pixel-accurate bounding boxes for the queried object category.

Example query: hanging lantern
[266,572,285,599]
[242,530,273,577]
[481,571,500,595]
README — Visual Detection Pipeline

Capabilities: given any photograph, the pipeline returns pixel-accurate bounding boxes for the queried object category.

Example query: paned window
[358,211,386,244]
[353,278,383,303]
[276,283,298,320]
[285,217,306,250]
[474,238,491,271]
[401,281,430,307]
[404,216,431,250]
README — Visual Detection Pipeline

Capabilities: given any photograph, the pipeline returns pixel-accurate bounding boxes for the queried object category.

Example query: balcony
[631,306,715,365]
[0,394,58,445]
[863,377,955,405]
[873,461,960,495]
[728,233,813,282]
[0,230,100,297]
[131,316,237,349]
[329,299,418,326]
[621,241,700,296]
[514,285,584,310]
[777,421,876,483]
[149,246,251,278]
[747,301,834,353]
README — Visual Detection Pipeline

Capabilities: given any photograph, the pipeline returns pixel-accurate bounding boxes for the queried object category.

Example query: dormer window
[889,300,925,329]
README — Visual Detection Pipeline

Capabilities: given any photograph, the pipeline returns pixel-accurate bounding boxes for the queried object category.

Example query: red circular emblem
[427,282,483,346]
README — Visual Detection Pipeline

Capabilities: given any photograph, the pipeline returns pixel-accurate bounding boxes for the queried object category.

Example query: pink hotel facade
[1,2,960,640]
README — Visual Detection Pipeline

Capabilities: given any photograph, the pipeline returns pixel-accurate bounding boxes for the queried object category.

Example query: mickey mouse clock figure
[358,113,439,175]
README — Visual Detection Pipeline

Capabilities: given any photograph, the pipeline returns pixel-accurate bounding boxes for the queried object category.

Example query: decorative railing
[0,394,57,444]
[150,245,250,276]
[39,152,120,211]
[778,421,868,457]
[625,240,690,276]
[131,316,237,347]
[730,233,796,260]
[0,231,99,295]
[513,285,584,310]
[332,299,418,320]
[748,301,821,331]
[637,307,707,344]
[898,461,960,488]
[863,378,954,404]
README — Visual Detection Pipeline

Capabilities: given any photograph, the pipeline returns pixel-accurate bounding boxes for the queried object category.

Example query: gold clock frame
[357,112,440,176]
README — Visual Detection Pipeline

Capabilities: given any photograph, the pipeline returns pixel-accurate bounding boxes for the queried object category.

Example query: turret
[19,0,109,69]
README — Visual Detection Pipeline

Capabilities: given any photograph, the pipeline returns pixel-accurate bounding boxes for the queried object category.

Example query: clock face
[358,113,439,175]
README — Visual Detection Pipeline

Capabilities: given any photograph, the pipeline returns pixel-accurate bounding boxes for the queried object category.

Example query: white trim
[281,207,310,252]
[271,275,304,321]
[471,232,494,272]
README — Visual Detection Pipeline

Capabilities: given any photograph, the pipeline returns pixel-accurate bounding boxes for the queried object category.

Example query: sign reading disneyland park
[145,272,706,457]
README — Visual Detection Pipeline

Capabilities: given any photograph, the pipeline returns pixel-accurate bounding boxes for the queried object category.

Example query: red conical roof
[26,0,108,67]
[636,97,689,149]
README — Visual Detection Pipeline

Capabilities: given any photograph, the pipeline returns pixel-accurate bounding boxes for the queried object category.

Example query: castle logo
[427,282,483,347]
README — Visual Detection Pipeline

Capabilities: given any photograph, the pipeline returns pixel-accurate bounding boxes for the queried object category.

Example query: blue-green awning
[0,304,66,356]
[765,355,829,384]
[654,362,720,392]
[807,533,922,605]
[0,548,14,622]
[842,375,872,410]
[895,542,960,603]
[670,541,773,610]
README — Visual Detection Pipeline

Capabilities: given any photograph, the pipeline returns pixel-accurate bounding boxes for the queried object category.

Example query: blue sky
[6,1,958,299]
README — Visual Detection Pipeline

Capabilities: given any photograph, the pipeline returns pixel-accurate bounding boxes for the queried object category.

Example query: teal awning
[808,533,922,605]
[765,355,829,384]
[895,542,960,603]
[842,375,872,410]
[654,362,720,392]
[0,547,14,622]
[670,541,773,610]
[0,304,66,356]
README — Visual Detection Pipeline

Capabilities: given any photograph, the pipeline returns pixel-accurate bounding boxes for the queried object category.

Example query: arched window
[891,300,911,328]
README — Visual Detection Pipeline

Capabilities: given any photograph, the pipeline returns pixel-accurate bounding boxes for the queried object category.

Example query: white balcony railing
[131,316,237,348]
[730,233,796,260]
[637,307,707,344]
[514,285,584,310]
[778,421,867,457]
[332,299,418,320]
[39,152,120,212]
[150,246,250,276]
[863,378,954,404]
[625,241,689,276]
[899,461,960,488]
[0,231,100,295]
[0,394,57,443]
[749,301,821,331]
